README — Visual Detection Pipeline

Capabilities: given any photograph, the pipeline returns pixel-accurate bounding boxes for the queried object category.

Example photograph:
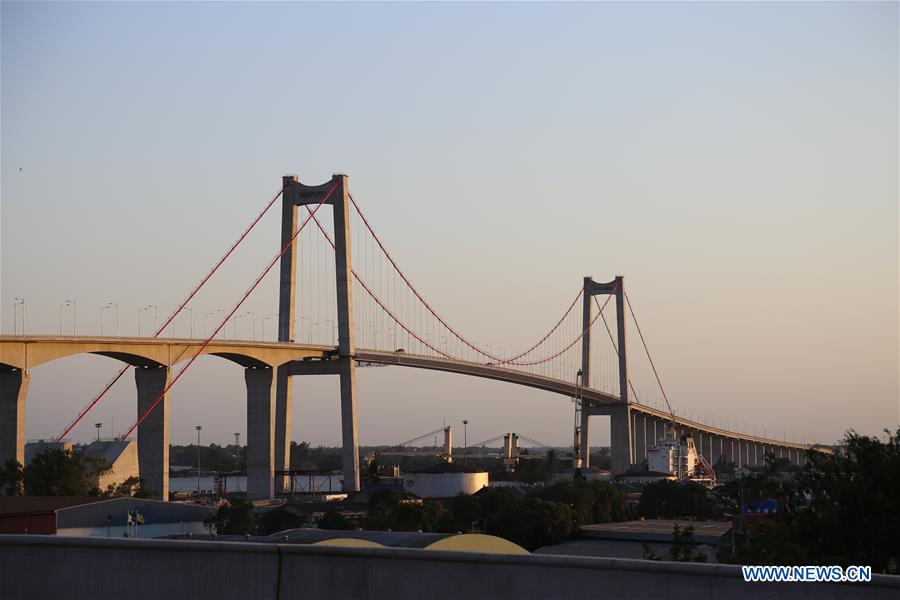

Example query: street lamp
[261,316,274,341]
[196,425,203,495]
[204,309,223,337]
[462,419,468,465]
[139,305,157,337]
[178,307,193,339]
[59,300,75,336]
[95,422,102,442]
[101,302,119,337]
[12,298,24,335]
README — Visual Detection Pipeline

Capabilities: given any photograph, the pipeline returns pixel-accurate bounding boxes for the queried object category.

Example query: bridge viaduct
[0,337,817,500]
[0,175,823,500]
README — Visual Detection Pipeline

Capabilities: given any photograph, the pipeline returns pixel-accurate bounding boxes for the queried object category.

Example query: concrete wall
[1,535,898,600]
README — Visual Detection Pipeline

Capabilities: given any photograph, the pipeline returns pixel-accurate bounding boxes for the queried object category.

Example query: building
[0,496,214,537]
[612,470,677,485]
[403,462,488,498]
[82,440,140,493]
[23,440,140,494]
[24,441,72,463]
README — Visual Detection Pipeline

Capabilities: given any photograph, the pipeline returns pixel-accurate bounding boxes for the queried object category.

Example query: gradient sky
[2,1,897,449]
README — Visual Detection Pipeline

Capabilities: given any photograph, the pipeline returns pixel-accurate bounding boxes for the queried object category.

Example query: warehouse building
[0,497,214,538]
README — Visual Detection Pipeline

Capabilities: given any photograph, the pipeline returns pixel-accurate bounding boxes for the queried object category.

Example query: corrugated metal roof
[57,497,216,529]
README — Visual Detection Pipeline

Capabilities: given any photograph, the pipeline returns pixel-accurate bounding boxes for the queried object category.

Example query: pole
[462,419,468,465]
[196,425,202,496]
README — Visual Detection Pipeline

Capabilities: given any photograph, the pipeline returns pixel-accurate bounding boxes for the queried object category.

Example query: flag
[135,512,145,525]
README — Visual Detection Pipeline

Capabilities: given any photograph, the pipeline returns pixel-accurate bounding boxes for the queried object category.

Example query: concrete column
[332,174,360,492]
[614,277,628,404]
[652,418,658,447]
[135,366,169,501]
[604,404,633,474]
[273,365,292,493]
[246,367,275,500]
[634,413,646,465]
[580,406,591,468]
[753,444,758,466]
[278,175,300,344]
[0,369,29,467]
[338,358,360,491]
[579,277,593,468]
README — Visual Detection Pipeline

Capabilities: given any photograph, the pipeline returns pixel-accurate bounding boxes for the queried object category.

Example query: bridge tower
[274,174,360,495]
[579,275,634,474]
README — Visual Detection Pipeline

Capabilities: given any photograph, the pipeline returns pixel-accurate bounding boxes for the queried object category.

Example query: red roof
[0,496,107,517]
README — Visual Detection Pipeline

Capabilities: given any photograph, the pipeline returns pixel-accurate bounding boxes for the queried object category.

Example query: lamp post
[59,300,75,336]
[139,305,157,337]
[178,307,193,338]
[196,425,203,496]
[462,419,468,465]
[101,302,119,337]
[12,298,24,335]
[234,433,241,475]
[95,422,102,442]
[205,309,223,337]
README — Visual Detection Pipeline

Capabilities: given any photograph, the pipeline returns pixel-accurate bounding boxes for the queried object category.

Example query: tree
[450,492,480,531]
[105,476,148,498]
[24,449,109,496]
[258,506,306,535]
[489,498,574,551]
[735,428,900,573]
[670,524,707,562]
[318,509,352,530]
[638,480,712,519]
[204,496,255,535]
[0,459,24,496]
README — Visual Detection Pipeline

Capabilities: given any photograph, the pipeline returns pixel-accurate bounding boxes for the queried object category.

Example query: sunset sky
[2,1,897,448]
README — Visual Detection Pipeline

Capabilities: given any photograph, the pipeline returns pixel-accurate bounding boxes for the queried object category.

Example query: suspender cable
[120,183,335,440]
[349,193,580,365]
[623,291,673,417]
[56,186,286,442]
[594,295,641,404]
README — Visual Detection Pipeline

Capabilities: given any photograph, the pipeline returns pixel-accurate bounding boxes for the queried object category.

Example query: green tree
[105,476,148,498]
[638,480,712,519]
[489,498,574,551]
[317,509,352,531]
[0,459,24,496]
[24,449,109,496]
[735,429,900,573]
[258,506,305,535]
[670,524,707,562]
[204,496,256,535]
[450,492,480,531]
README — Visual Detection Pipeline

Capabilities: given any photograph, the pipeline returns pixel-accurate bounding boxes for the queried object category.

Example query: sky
[1,1,897,449]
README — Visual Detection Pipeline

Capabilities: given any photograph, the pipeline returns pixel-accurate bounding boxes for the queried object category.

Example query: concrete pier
[273,365,292,493]
[246,367,275,500]
[135,366,170,501]
[0,369,29,467]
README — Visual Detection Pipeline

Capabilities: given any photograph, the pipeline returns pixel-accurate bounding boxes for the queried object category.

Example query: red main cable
[119,184,332,440]
[307,204,604,368]
[349,193,581,364]
[56,187,286,442]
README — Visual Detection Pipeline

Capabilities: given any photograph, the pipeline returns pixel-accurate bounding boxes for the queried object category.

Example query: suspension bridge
[0,174,826,500]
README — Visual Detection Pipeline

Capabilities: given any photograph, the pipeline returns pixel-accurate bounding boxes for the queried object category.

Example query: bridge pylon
[275,174,360,496]
[579,275,634,474]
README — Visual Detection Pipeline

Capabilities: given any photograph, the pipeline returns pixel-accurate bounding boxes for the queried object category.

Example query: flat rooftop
[581,519,731,545]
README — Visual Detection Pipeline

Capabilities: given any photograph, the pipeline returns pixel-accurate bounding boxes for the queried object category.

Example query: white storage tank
[403,462,489,498]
